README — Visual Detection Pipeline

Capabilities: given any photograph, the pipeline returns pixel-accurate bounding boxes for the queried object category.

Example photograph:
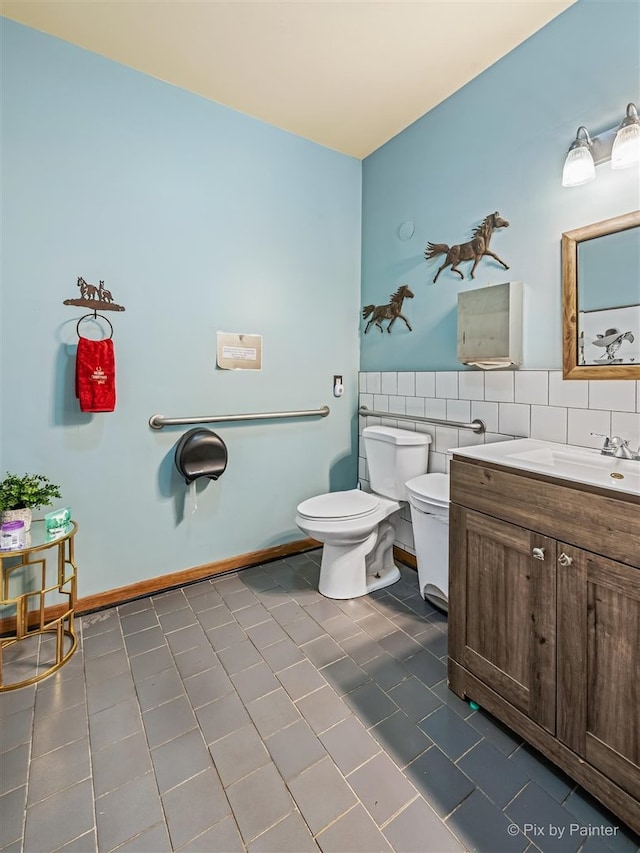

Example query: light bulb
[611,104,640,169]
[562,141,596,187]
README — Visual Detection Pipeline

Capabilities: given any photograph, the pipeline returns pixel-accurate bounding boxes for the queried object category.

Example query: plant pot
[1,507,33,533]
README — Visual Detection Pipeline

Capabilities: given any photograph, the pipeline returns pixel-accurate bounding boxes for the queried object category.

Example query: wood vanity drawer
[450,458,640,571]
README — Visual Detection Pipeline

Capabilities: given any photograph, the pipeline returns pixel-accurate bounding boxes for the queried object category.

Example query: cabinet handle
[532,547,545,561]
[558,552,573,567]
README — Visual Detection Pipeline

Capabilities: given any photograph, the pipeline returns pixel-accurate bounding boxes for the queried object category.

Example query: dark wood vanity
[448,454,640,835]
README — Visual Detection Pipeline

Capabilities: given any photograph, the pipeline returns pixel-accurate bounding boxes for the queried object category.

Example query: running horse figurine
[425,211,510,283]
[362,285,414,333]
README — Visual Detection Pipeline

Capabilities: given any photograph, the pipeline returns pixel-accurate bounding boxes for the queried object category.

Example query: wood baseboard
[76,537,320,615]
[394,545,417,570]
[1,539,319,635]
[2,539,414,634]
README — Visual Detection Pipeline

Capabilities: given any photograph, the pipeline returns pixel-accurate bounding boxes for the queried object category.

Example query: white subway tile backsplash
[484,432,514,444]
[515,371,549,405]
[548,371,588,408]
[415,423,436,443]
[471,400,499,434]
[373,394,389,411]
[381,372,398,395]
[611,411,640,448]
[359,413,380,435]
[588,380,636,413]
[498,403,530,437]
[530,405,567,443]
[415,372,435,397]
[567,408,611,448]
[366,372,381,394]
[446,399,471,422]
[389,396,406,414]
[458,371,484,401]
[362,371,632,452]
[429,452,448,474]
[424,397,447,420]
[455,430,485,448]
[484,371,514,402]
[396,372,415,396]
[360,393,374,409]
[435,426,460,454]
[396,518,415,551]
[405,396,425,417]
[359,371,635,557]
[435,372,458,399]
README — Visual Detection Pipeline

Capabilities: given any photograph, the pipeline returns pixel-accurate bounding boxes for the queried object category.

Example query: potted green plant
[0,472,62,532]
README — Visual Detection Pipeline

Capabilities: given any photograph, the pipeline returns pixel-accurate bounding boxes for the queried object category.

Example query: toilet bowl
[405,472,450,612]
[296,426,431,599]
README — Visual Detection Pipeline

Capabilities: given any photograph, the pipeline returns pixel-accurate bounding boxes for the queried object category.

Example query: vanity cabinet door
[450,506,557,733]
[558,545,640,801]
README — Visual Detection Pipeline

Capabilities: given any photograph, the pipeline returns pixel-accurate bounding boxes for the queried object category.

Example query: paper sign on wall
[216,332,263,370]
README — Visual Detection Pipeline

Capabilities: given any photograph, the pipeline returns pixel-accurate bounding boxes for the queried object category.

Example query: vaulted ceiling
[2,1,576,158]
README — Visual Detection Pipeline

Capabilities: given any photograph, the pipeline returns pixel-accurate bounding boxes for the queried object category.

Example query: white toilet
[296,426,431,599]
[405,472,450,612]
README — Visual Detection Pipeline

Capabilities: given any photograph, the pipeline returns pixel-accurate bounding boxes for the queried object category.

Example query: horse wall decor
[76,277,115,303]
[362,285,414,333]
[63,276,126,312]
[425,211,510,283]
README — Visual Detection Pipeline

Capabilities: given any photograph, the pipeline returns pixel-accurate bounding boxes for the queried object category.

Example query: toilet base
[318,541,401,599]
[317,517,401,600]
[365,564,401,594]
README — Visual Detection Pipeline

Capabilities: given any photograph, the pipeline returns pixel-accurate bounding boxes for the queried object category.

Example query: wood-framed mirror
[562,209,640,379]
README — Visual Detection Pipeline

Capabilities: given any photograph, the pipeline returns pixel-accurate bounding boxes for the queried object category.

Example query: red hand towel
[75,337,116,412]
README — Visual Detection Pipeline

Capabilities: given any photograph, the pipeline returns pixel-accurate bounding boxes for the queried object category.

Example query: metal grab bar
[358,405,485,434]
[149,405,330,430]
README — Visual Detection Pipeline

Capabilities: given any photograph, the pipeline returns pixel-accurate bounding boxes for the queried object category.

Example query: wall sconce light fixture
[562,102,640,187]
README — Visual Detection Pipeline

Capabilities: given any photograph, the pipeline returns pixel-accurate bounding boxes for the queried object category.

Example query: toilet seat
[297,490,379,522]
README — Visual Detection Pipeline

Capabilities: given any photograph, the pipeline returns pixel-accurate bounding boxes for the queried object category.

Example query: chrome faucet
[591,433,639,461]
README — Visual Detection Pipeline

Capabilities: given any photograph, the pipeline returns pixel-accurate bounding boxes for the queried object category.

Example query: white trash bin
[405,472,450,612]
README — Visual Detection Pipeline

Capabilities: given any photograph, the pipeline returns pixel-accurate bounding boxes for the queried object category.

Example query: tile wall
[358,370,640,556]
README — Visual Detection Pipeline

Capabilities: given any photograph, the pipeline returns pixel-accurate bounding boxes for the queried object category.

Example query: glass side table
[0,520,78,691]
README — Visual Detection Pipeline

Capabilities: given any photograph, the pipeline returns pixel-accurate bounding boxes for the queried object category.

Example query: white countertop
[450,438,640,498]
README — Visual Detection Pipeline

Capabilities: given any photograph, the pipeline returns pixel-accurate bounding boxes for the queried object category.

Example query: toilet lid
[297,490,379,521]
[405,473,450,506]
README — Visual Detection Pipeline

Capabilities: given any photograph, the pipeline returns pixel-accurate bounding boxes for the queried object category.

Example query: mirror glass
[562,210,640,379]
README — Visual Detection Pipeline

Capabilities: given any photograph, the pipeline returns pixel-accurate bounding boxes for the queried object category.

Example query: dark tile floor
[1,550,639,853]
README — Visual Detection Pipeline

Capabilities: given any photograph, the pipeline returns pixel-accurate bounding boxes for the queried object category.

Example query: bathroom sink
[450,438,640,497]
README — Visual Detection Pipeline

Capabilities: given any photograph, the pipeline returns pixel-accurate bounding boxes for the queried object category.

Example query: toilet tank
[363,426,431,500]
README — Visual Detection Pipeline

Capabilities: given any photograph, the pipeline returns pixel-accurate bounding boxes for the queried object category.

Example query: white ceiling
[2,0,576,158]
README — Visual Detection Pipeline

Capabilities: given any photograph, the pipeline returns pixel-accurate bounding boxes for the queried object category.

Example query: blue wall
[361,0,640,371]
[579,228,640,311]
[1,20,362,597]
[3,0,639,598]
